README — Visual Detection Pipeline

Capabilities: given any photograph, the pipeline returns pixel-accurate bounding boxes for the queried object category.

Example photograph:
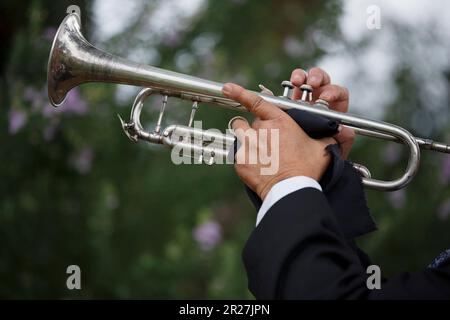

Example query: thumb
[222,83,285,120]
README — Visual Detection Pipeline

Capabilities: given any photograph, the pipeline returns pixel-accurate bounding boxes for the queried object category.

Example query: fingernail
[308,75,319,85]
[228,116,247,131]
[222,83,233,95]
[292,74,303,84]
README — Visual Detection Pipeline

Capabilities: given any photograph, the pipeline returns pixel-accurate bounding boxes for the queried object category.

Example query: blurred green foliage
[1,0,450,299]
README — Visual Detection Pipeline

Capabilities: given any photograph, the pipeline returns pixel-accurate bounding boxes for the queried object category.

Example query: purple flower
[24,87,40,102]
[8,109,27,135]
[70,147,94,174]
[64,88,88,115]
[41,103,57,118]
[42,27,57,41]
[42,88,88,118]
[437,199,450,220]
[387,189,406,209]
[193,220,222,251]
[23,86,47,111]
[440,155,450,184]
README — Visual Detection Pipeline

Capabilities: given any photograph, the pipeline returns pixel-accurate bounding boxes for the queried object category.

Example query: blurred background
[1,0,450,299]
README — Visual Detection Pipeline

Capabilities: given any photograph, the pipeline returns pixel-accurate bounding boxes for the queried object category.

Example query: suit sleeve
[242,188,450,299]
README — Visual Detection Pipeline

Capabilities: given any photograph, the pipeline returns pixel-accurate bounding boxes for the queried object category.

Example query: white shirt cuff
[256,176,322,227]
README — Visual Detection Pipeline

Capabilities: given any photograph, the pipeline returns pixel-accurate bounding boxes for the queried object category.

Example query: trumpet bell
[48,12,124,107]
[47,12,84,106]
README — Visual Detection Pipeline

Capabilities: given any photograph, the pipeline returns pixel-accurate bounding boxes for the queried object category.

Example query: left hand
[290,67,355,159]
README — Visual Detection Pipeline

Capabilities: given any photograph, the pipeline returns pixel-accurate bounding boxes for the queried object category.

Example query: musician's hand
[222,83,334,200]
[290,67,355,159]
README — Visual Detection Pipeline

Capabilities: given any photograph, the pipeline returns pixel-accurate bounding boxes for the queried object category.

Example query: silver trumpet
[48,7,450,191]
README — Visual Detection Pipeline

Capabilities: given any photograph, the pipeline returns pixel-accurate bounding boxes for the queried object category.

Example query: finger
[230,116,251,142]
[307,67,331,89]
[334,126,355,159]
[222,83,286,120]
[231,118,255,165]
[235,145,249,166]
[290,68,307,100]
[290,68,308,85]
[314,84,349,112]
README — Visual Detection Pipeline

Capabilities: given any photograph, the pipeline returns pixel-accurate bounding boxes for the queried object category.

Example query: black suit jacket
[242,188,450,299]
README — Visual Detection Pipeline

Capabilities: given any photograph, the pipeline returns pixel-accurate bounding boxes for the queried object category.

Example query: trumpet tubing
[47,7,450,191]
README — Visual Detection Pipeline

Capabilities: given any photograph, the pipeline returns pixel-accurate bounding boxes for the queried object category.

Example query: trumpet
[48,6,450,191]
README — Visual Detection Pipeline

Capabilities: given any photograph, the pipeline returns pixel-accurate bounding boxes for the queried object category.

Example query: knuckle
[337,128,355,142]
[309,67,331,84]
[322,85,342,101]
[347,129,356,140]
[340,85,349,94]
[342,86,350,99]
[250,96,265,113]
[333,84,347,94]
[329,86,340,98]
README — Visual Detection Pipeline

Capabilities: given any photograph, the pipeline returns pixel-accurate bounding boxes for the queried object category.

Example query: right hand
[222,83,335,200]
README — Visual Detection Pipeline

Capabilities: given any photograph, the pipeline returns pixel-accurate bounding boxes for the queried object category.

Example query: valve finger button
[299,84,313,102]
[281,80,295,99]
